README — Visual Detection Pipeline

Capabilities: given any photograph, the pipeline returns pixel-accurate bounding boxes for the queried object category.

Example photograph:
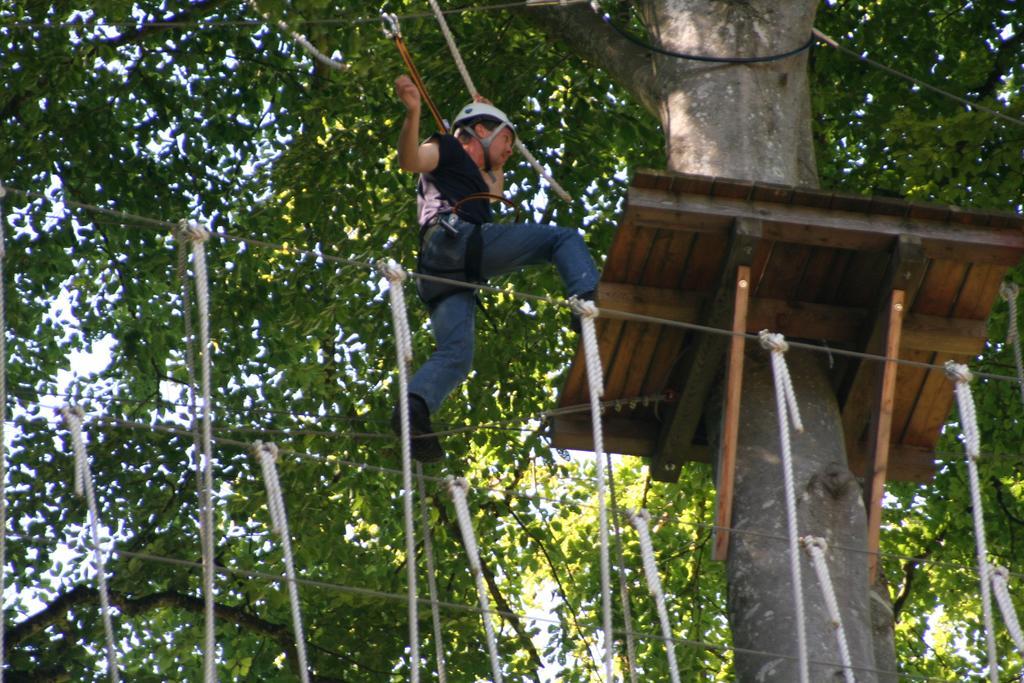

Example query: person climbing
[391,73,600,463]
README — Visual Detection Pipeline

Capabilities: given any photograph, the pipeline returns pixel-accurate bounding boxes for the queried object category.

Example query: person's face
[476,123,515,167]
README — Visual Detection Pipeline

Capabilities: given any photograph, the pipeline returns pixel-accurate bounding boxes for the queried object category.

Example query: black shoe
[570,290,597,334]
[391,394,446,463]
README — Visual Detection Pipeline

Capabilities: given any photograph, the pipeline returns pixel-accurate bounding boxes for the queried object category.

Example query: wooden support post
[865,289,905,583]
[713,265,751,561]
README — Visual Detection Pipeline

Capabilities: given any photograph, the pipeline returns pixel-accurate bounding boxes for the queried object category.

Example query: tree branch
[517,5,661,116]
[101,0,234,49]
[4,584,382,681]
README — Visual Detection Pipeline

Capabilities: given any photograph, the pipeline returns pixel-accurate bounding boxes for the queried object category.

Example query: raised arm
[395,75,440,174]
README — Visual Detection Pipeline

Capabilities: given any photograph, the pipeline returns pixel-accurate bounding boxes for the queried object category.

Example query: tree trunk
[726,349,876,681]
[527,0,897,676]
[640,0,820,187]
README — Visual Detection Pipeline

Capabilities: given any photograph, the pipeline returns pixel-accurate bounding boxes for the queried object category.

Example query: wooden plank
[640,327,686,397]
[604,321,648,400]
[650,232,696,288]
[641,230,687,287]
[713,265,751,562]
[752,242,813,300]
[625,186,1024,265]
[651,218,762,481]
[624,225,658,283]
[619,323,664,400]
[865,290,905,584]
[680,233,730,291]
[603,214,638,282]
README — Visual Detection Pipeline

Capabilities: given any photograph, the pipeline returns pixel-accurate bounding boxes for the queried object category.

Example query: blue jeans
[408,218,600,413]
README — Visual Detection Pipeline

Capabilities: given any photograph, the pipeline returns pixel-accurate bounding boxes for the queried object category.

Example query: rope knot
[992,565,1009,581]
[800,535,828,553]
[380,259,407,284]
[1000,281,1020,302]
[944,360,973,385]
[568,295,599,320]
[758,329,788,353]
[177,219,210,243]
[59,405,85,422]
[445,476,469,495]
[251,440,279,462]
[627,508,651,527]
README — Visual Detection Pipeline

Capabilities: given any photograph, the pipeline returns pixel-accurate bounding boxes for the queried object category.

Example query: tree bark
[639,0,820,186]
[727,349,876,681]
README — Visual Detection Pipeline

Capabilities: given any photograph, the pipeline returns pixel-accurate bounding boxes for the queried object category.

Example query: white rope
[758,330,809,683]
[60,406,121,683]
[178,219,219,683]
[606,465,639,683]
[1000,282,1024,406]
[0,183,6,683]
[252,441,311,683]
[424,0,573,203]
[571,296,614,681]
[944,361,999,682]
[416,465,449,682]
[381,259,420,683]
[446,477,504,683]
[247,0,349,72]
[991,566,1024,654]
[627,509,680,683]
[801,537,855,683]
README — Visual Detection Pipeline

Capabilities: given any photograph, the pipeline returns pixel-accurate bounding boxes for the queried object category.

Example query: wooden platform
[552,169,1024,484]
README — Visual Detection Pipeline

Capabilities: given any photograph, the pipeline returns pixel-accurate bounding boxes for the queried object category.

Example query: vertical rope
[416,464,448,682]
[446,477,504,682]
[800,537,855,683]
[178,220,218,683]
[627,510,681,683]
[175,233,216,681]
[424,0,573,203]
[60,406,121,683]
[991,566,1024,653]
[381,260,420,683]
[944,361,999,682]
[251,441,310,683]
[757,330,809,683]
[1000,282,1024,406]
[0,183,7,683]
[605,460,639,683]
[571,296,614,681]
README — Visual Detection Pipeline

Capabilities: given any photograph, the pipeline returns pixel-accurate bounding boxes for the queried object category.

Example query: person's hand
[395,75,421,111]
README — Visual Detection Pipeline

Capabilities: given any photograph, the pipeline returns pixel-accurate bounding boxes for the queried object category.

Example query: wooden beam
[865,290,905,584]
[549,415,662,456]
[550,412,936,481]
[595,281,986,354]
[842,236,928,456]
[650,218,762,482]
[626,186,1024,266]
[713,266,750,561]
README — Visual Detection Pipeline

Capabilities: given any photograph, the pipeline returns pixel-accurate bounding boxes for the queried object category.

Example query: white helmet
[452,102,516,140]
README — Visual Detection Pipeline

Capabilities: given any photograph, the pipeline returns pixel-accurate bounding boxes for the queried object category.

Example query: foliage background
[1,0,1023,680]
